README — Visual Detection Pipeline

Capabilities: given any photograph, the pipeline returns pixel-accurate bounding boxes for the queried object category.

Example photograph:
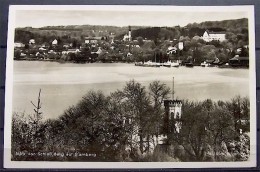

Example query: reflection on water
[12,61,249,119]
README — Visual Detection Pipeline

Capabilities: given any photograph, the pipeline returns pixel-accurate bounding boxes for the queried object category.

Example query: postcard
[4,5,256,168]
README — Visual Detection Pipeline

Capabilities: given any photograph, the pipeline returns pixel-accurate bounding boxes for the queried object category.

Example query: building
[95,47,102,54]
[85,37,102,44]
[62,49,80,54]
[202,30,226,42]
[167,46,177,54]
[178,42,184,50]
[52,39,58,45]
[163,99,182,136]
[128,26,132,41]
[63,43,71,49]
[14,42,25,48]
[229,55,249,67]
[29,39,35,45]
[123,26,132,41]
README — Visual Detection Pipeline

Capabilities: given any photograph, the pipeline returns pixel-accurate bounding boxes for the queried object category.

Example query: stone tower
[164,100,182,135]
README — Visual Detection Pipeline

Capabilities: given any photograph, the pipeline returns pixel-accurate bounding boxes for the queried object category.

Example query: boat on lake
[142,60,160,67]
[201,61,210,67]
[185,62,194,67]
[171,61,180,67]
[155,62,161,67]
[143,60,152,67]
[135,62,144,66]
[163,61,171,67]
[218,63,230,68]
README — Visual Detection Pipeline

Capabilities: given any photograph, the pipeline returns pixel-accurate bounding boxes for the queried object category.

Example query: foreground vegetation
[12,80,250,161]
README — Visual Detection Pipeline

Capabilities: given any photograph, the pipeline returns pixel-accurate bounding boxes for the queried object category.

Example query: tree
[200,45,217,61]
[11,79,250,162]
[149,81,170,140]
[177,100,209,161]
[121,80,152,155]
[229,133,250,161]
[170,99,236,161]
[72,39,78,48]
[217,52,229,63]
[29,89,44,151]
[105,92,133,161]
[136,36,144,46]
[58,90,111,161]
[131,47,143,62]
[11,112,31,160]
[224,96,250,133]
[11,89,45,160]
[14,49,21,59]
[207,106,235,161]
[239,47,249,57]
[142,41,156,50]
[226,32,238,45]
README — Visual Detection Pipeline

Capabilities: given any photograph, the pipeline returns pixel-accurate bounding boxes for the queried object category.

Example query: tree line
[12,80,250,161]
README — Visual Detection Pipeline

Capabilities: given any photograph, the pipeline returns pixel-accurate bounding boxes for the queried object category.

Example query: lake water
[12,61,249,119]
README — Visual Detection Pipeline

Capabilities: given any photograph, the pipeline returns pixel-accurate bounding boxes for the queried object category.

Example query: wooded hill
[127,18,248,41]
[15,18,248,45]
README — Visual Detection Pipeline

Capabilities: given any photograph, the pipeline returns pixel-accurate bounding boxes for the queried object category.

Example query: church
[123,26,132,41]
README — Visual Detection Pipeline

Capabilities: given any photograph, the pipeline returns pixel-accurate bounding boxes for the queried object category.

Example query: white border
[4,5,256,169]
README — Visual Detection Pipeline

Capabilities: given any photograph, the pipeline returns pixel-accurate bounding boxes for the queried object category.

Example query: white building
[167,46,177,54]
[123,34,130,42]
[62,49,80,54]
[14,42,25,48]
[123,26,132,41]
[178,42,184,50]
[29,39,35,44]
[52,39,58,45]
[202,30,226,42]
[85,37,102,44]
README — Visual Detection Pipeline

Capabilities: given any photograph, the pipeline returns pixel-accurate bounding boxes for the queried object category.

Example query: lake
[12,61,249,119]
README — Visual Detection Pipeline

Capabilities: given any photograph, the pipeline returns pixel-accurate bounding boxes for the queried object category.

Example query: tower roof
[164,99,182,106]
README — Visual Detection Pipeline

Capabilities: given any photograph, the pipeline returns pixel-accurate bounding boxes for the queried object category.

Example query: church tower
[128,26,132,41]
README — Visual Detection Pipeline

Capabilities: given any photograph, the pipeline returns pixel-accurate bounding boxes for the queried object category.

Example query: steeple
[128,26,132,41]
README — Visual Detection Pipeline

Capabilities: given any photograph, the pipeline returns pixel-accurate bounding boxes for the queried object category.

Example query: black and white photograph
[4,5,256,168]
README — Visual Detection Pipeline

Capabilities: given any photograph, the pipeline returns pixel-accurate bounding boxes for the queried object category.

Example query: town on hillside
[14,18,249,68]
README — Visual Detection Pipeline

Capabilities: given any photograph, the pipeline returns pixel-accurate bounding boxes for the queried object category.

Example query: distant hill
[115,18,248,41]
[186,18,248,31]
[14,18,248,44]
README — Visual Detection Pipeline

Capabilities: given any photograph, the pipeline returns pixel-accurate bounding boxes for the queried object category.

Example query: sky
[14,7,248,28]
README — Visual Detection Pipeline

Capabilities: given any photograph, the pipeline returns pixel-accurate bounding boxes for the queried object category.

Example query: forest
[12,80,250,162]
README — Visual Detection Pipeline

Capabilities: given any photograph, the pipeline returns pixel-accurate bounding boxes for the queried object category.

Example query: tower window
[170,112,174,119]
[176,112,180,119]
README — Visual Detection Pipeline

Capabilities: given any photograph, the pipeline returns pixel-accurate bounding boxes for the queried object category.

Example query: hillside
[14,18,248,45]
[15,25,144,44]
[124,18,248,40]
[186,18,248,31]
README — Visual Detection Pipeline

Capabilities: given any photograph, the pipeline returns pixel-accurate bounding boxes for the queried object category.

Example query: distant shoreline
[14,58,249,69]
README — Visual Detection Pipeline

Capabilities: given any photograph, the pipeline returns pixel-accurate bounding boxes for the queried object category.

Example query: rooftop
[229,56,249,61]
